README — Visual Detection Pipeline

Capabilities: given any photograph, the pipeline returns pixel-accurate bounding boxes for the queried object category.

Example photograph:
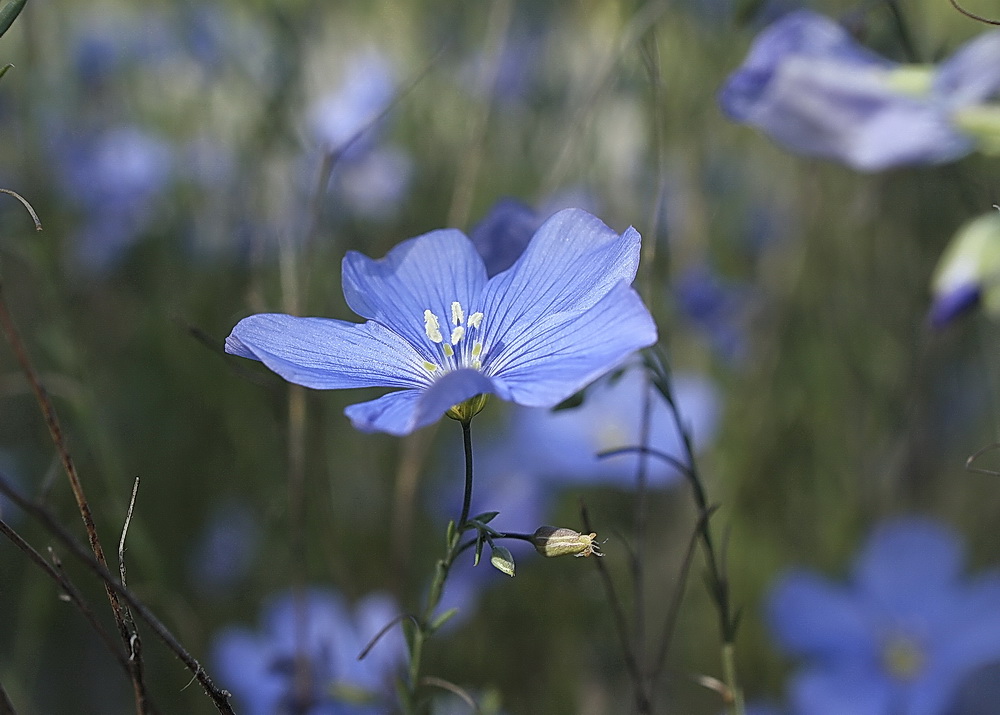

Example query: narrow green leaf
[0,0,27,39]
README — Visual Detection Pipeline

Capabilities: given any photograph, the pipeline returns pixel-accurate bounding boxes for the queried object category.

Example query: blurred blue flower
[675,265,754,363]
[492,365,720,489]
[188,501,259,596]
[719,11,1000,171]
[51,125,174,272]
[213,588,405,715]
[929,213,1000,328]
[227,209,658,436]
[335,146,412,220]
[470,198,541,277]
[307,50,397,159]
[767,517,1000,715]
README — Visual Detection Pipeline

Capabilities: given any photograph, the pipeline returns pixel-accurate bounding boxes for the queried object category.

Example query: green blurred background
[1,0,999,712]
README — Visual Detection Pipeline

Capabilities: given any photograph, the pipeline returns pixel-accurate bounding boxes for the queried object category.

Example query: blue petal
[344,369,500,435]
[341,229,488,353]
[928,283,981,328]
[720,10,892,122]
[936,31,1000,106]
[485,282,657,407]
[226,313,430,390]
[479,209,641,346]
[766,570,878,659]
[470,198,540,277]
[788,665,893,715]
[852,517,963,615]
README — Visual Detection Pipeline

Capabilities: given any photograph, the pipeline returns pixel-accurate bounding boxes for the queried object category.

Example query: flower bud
[531,526,603,558]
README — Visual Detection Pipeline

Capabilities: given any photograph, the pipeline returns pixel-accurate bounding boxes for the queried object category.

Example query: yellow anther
[468,312,484,329]
[451,326,465,344]
[443,344,454,357]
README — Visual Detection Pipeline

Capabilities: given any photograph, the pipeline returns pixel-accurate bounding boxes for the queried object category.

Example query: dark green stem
[403,419,476,714]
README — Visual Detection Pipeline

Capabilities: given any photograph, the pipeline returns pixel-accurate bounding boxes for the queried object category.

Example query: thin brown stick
[948,0,1000,25]
[0,516,132,676]
[118,477,149,715]
[0,477,235,714]
[0,283,151,712]
[579,500,649,713]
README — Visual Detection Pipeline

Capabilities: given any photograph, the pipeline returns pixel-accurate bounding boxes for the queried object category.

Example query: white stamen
[451,302,464,326]
[451,326,465,344]
[424,310,443,343]
[468,312,484,329]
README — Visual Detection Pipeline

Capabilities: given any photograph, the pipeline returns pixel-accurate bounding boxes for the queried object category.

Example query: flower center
[421,301,485,374]
[882,632,924,681]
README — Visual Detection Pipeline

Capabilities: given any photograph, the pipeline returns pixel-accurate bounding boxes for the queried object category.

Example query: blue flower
[766,517,1000,715]
[307,50,397,159]
[212,589,405,715]
[226,208,658,436]
[928,212,1000,328]
[489,365,720,489]
[719,11,1000,171]
[469,198,541,277]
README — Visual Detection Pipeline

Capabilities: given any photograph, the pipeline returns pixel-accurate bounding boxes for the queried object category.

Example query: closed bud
[531,526,603,558]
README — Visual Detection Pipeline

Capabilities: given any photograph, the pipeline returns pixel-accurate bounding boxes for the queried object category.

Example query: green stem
[721,642,745,715]
[403,419,476,714]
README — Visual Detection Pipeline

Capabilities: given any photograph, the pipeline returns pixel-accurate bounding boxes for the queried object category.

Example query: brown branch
[0,477,235,713]
[0,282,152,711]
[948,0,1000,24]
[0,516,132,676]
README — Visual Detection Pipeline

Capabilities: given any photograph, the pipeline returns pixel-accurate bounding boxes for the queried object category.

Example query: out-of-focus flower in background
[674,265,755,364]
[188,500,260,597]
[307,50,397,160]
[766,517,1000,715]
[719,11,1000,171]
[212,589,405,715]
[488,365,720,489]
[226,209,657,436]
[49,125,174,272]
[929,212,1000,328]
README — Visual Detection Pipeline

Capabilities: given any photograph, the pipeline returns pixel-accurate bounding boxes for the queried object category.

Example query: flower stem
[722,642,745,715]
[403,418,476,714]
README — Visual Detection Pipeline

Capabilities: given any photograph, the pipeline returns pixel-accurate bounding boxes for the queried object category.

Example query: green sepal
[0,64,12,81]
[428,607,459,634]
[0,0,26,39]
[445,519,456,548]
[489,544,515,577]
[470,510,500,524]
[473,529,485,566]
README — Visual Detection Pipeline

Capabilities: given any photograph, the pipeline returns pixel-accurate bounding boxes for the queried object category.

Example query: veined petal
[344,369,501,436]
[226,313,430,390]
[487,282,657,407]
[341,229,488,350]
[480,209,641,347]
